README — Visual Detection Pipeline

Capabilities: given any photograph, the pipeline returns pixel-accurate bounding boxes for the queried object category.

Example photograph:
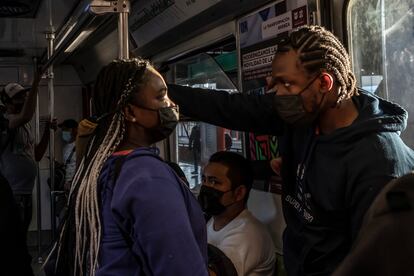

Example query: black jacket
[0,172,34,276]
[168,84,414,276]
[333,173,414,276]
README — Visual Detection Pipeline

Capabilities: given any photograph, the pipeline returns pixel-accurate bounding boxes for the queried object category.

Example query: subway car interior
[0,0,413,275]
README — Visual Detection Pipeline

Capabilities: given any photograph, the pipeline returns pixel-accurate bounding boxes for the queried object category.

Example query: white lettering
[242,46,277,71]
[285,195,314,223]
[261,12,292,40]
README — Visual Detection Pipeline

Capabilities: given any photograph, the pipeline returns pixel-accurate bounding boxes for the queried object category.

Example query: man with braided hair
[44,59,209,276]
[167,25,414,275]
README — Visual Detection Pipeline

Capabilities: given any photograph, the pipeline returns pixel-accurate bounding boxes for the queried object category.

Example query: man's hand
[41,117,58,131]
[48,118,58,131]
[270,157,282,176]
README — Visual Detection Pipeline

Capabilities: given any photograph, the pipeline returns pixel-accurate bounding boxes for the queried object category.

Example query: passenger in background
[199,151,275,276]
[45,59,209,276]
[167,25,414,275]
[0,98,33,276]
[0,75,54,234]
[224,132,232,151]
[189,123,201,174]
[58,119,78,191]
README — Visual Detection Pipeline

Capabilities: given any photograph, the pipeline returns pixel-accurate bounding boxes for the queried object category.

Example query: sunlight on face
[270,50,314,96]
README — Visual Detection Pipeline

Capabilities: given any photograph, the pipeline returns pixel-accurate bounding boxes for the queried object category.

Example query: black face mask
[273,75,323,127]
[137,105,180,141]
[198,185,234,216]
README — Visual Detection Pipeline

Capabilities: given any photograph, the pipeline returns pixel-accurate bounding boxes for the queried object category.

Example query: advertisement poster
[238,0,308,193]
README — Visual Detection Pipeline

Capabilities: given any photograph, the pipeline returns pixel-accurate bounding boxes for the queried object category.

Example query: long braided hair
[47,58,152,276]
[277,25,358,103]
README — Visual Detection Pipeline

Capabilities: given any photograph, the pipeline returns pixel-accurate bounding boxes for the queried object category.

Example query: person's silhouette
[189,124,201,174]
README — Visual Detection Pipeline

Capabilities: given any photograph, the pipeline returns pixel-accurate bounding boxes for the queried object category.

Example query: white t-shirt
[207,209,276,276]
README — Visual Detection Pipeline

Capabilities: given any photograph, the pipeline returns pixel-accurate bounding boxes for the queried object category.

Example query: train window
[171,53,243,190]
[348,0,414,147]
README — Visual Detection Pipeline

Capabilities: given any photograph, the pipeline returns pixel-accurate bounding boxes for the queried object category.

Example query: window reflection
[348,0,414,147]
[171,53,244,190]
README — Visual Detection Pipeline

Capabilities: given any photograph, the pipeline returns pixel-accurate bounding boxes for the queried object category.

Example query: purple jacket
[96,148,208,276]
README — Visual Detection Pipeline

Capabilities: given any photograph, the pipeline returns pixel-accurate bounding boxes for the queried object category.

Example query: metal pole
[118,11,129,59]
[33,57,43,263]
[315,0,322,25]
[46,31,56,240]
[235,20,247,158]
[380,0,389,99]
[89,0,130,58]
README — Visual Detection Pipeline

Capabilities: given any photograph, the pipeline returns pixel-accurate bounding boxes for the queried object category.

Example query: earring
[132,118,136,122]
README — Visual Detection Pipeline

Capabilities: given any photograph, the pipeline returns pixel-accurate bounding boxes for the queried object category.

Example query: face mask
[273,75,322,127]
[137,104,179,141]
[62,131,72,142]
[198,185,234,216]
[156,105,179,138]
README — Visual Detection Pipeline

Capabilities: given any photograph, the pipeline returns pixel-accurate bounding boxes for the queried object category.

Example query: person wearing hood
[166,25,414,275]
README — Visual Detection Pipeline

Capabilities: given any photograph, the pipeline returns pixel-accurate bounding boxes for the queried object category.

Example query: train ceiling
[0,0,42,18]
[0,0,81,60]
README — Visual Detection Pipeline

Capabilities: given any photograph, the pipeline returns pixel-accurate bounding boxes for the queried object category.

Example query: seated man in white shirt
[199,151,276,276]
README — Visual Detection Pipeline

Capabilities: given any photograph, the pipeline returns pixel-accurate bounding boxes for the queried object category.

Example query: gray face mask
[156,105,180,139]
[137,105,180,141]
[273,75,322,127]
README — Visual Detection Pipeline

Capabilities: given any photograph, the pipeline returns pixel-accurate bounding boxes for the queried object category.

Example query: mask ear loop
[318,74,333,109]
[319,73,340,108]
[297,74,321,95]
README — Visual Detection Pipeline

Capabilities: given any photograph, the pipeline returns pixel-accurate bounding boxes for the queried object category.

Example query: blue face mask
[62,131,72,143]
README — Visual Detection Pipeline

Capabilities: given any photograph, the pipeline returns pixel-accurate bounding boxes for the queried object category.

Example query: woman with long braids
[166,25,414,275]
[45,59,209,276]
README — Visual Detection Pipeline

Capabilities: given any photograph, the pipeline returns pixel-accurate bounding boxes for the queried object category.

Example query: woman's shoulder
[123,148,166,170]
[118,149,177,184]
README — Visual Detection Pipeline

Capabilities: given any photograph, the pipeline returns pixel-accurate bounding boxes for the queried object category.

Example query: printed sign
[262,11,292,40]
[249,134,279,161]
[242,45,277,71]
[292,6,307,28]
